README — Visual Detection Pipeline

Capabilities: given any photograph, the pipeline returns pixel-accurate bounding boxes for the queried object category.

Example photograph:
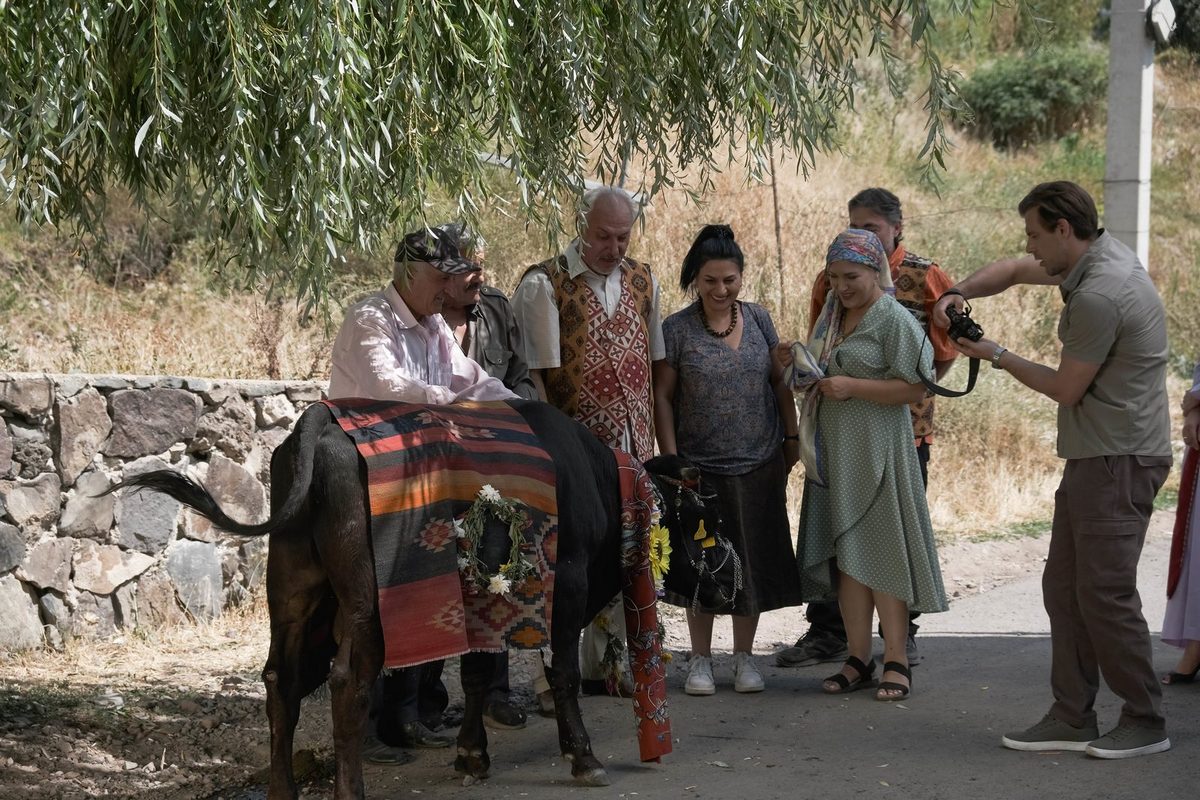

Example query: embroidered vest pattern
[892,249,937,439]
[528,256,656,461]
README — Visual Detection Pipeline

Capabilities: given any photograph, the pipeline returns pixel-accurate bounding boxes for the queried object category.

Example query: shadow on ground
[4,636,1196,800]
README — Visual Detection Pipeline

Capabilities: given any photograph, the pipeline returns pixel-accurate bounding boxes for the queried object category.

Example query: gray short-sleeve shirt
[663,301,784,475]
[1055,231,1171,459]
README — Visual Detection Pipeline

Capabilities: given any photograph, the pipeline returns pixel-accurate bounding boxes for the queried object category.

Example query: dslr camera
[946,304,984,342]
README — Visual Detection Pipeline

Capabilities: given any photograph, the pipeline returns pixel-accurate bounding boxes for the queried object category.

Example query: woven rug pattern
[323,399,558,668]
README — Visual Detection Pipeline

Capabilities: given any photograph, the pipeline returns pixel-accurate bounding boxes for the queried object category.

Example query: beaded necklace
[700,301,738,338]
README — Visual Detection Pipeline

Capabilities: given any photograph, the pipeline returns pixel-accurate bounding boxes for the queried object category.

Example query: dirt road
[1,512,1194,799]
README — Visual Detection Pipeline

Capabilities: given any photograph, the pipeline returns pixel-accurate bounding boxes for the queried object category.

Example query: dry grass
[4,596,270,690]
[0,238,337,380]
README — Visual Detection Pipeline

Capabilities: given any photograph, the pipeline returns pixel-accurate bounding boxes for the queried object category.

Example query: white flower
[478,484,502,504]
[453,519,466,538]
[488,574,512,595]
[457,556,470,571]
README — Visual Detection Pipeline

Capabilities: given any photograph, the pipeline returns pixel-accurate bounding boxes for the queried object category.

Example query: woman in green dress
[787,228,948,702]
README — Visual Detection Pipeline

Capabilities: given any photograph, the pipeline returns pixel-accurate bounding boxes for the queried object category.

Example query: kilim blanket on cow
[614,449,673,762]
[322,399,558,669]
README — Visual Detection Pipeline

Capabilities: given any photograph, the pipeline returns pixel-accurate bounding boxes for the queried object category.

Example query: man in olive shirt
[937,181,1172,759]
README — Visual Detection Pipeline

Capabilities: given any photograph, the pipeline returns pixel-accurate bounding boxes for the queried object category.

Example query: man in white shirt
[329,228,517,405]
[511,187,665,699]
[328,227,517,762]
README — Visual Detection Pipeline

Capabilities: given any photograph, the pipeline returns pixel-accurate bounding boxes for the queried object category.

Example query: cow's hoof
[572,767,610,787]
[453,749,490,780]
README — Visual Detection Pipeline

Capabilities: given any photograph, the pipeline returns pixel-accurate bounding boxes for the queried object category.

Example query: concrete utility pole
[1104,0,1156,268]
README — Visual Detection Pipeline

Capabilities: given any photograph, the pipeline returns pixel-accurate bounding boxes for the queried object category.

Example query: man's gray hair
[577,186,641,234]
[392,257,418,291]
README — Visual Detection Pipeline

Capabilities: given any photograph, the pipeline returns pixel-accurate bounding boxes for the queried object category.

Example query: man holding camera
[776,187,956,670]
[936,181,1172,759]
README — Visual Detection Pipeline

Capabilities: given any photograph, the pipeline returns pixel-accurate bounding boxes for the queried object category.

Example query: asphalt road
[353,522,1194,800]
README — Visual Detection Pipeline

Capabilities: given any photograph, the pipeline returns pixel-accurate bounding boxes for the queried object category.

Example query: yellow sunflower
[648,524,672,588]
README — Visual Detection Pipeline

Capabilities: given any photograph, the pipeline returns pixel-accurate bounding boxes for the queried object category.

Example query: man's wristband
[991,345,1007,370]
[939,288,966,301]
[783,434,800,441]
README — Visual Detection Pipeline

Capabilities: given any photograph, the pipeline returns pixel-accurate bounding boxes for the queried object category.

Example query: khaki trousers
[1044,454,1170,731]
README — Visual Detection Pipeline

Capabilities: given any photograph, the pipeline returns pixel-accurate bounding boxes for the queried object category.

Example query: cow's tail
[107,402,331,538]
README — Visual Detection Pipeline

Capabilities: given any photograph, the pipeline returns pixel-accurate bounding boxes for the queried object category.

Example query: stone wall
[0,372,325,652]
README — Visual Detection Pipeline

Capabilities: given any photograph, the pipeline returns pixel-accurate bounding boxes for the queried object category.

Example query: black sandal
[875,661,912,701]
[822,656,877,695]
[1162,663,1200,685]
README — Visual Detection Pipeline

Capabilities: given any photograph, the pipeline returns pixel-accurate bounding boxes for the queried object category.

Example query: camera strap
[916,335,980,397]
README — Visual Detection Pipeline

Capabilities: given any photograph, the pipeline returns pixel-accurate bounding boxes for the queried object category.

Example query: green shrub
[1171,0,1200,57]
[960,46,1108,148]
[928,0,1105,59]
[1013,0,1107,47]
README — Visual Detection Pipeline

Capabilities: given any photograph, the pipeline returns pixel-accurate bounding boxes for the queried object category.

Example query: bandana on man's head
[395,228,479,274]
[825,227,888,273]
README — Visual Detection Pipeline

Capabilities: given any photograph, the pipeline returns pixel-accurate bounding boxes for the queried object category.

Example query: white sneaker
[685,654,716,695]
[732,652,765,693]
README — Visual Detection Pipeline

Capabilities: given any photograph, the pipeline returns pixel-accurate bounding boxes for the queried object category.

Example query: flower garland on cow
[457,480,675,684]
[456,484,538,598]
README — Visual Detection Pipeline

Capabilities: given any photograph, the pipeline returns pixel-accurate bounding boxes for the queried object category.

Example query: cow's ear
[680,466,700,487]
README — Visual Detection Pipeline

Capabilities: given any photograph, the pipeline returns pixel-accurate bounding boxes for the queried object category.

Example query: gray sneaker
[905,633,921,666]
[775,631,848,668]
[1085,725,1171,759]
[363,735,416,765]
[1001,714,1099,752]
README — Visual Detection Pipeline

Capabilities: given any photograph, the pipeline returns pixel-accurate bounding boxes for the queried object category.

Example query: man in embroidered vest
[329,227,517,764]
[939,181,1171,759]
[776,187,956,671]
[512,186,666,699]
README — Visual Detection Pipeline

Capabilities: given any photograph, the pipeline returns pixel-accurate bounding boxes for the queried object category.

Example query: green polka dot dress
[796,294,949,613]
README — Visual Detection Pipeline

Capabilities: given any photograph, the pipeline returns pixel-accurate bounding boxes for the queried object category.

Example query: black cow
[114,400,709,800]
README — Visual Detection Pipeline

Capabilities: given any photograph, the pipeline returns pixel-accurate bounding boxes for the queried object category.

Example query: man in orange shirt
[776,187,957,669]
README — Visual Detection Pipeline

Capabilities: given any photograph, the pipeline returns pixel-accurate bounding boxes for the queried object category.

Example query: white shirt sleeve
[647,274,666,362]
[511,270,563,369]
[328,300,457,404]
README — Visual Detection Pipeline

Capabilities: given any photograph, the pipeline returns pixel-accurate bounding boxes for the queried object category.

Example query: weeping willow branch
[0,0,1006,306]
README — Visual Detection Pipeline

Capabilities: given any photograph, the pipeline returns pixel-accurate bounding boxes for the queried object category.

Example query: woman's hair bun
[698,223,735,243]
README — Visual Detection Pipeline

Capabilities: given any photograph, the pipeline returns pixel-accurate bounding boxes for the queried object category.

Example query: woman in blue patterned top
[653,224,802,696]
